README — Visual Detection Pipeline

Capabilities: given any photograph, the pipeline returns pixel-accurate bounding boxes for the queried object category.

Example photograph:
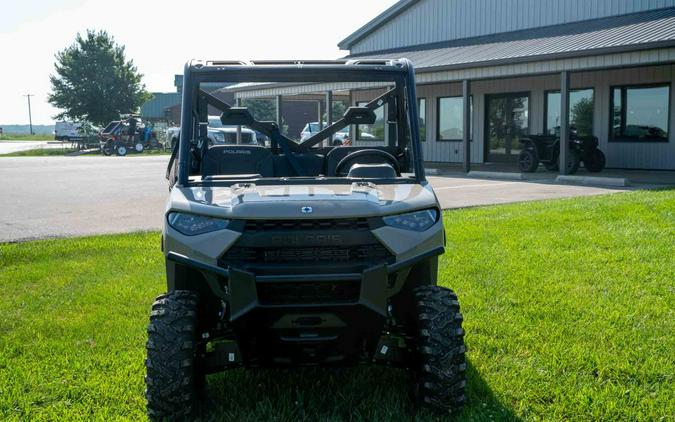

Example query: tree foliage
[571,97,594,137]
[48,30,150,126]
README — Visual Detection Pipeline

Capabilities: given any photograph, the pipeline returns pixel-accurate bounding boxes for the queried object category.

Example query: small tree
[571,97,594,137]
[49,30,150,126]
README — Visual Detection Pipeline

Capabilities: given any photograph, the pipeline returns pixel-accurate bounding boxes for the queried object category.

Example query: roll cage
[172,59,424,186]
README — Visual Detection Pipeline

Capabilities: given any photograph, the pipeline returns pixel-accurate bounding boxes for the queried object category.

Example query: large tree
[48,30,150,125]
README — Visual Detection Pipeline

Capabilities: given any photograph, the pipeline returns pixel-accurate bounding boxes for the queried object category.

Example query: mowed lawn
[0,190,673,420]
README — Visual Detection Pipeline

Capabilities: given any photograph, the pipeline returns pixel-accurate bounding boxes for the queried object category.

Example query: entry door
[485,93,529,162]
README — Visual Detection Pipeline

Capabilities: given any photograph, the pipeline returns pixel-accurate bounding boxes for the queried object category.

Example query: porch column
[317,100,323,129]
[462,79,471,173]
[235,97,242,145]
[275,95,283,130]
[559,71,570,174]
[326,90,333,147]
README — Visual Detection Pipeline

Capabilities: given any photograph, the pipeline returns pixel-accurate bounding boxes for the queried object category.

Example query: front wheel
[411,285,467,413]
[116,144,128,156]
[145,290,203,420]
[518,149,539,172]
[135,142,144,153]
[583,149,605,172]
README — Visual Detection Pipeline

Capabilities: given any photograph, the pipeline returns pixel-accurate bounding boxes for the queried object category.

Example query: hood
[167,182,438,219]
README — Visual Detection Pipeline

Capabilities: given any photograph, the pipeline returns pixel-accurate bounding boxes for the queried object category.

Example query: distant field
[0,190,673,420]
[0,133,54,141]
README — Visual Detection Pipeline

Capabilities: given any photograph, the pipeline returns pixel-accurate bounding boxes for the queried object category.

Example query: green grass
[0,148,78,157]
[0,134,54,141]
[0,148,170,157]
[0,190,673,420]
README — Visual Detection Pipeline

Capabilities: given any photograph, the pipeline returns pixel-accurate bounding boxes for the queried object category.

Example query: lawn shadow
[194,358,519,421]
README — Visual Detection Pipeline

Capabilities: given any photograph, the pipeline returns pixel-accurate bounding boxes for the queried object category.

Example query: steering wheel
[334,149,401,176]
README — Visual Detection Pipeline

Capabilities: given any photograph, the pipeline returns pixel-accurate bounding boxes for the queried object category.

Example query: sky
[0,0,398,125]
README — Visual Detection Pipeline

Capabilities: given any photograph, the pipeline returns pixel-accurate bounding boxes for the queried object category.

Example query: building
[140,75,233,125]
[229,0,675,171]
[140,92,181,123]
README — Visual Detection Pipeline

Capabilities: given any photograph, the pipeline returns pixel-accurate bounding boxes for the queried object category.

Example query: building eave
[337,0,420,50]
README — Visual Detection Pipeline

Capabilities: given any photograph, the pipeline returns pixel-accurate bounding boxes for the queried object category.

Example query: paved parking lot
[0,156,634,242]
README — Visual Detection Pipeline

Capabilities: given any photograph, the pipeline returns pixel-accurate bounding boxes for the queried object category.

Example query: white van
[54,121,83,141]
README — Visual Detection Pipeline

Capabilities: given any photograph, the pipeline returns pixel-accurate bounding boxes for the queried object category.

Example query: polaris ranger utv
[146,59,466,418]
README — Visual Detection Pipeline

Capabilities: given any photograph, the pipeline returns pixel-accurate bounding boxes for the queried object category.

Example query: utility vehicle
[99,116,159,156]
[518,128,606,173]
[146,59,466,419]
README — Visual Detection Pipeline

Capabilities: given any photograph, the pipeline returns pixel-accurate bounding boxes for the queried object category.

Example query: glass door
[485,93,529,162]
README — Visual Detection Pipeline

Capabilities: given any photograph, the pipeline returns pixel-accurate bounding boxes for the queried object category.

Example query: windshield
[169,63,422,186]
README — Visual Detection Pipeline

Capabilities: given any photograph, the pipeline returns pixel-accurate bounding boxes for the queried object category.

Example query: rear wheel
[135,142,144,153]
[102,140,114,156]
[145,290,203,420]
[583,149,605,172]
[411,285,467,413]
[116,144,127,156]
[518,149,539,172]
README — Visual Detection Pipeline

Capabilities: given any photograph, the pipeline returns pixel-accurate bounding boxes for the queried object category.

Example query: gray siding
[417,65,675,170]
[350,0,675,54]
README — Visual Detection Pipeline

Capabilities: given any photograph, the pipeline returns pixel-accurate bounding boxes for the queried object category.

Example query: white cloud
[0,0,397,125]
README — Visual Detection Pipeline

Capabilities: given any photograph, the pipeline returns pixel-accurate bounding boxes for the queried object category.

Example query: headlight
[382,209,438,231]
[167,212,230,236]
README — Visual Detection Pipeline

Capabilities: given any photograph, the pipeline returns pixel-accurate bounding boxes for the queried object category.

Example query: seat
[273,153,325,177]
[347,163,397,178]
[201,145,274,177]
[325,146,402,176]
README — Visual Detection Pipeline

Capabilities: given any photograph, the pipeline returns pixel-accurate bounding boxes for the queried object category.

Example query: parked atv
[99,116,159,156]
[146,59,467,419]
[518,130,606,174]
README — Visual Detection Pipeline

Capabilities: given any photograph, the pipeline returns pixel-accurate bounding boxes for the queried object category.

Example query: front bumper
[166,247,442,365]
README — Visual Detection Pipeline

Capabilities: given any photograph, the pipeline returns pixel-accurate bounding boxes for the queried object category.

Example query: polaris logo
[222,149,251,155]
[301,206,313,213]
[270,234,343,245]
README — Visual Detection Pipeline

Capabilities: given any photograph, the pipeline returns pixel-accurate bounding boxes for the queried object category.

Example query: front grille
[222,133,253,143]
[257,281,361,305]
[244,218,370,233]
[223,244,390,265]
[218,218,394,274]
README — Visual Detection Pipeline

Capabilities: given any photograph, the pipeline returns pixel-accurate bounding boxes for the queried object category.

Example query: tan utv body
[146,59,466,419]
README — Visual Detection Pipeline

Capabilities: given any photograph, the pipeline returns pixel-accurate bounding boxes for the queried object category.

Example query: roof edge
[337,0,419,50]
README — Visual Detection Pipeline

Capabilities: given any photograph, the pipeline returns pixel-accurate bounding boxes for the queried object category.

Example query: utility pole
[24,94,34,135]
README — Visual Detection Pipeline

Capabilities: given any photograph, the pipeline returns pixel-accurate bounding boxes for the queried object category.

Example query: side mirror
[343,106,376,125]
[220,107,254,126]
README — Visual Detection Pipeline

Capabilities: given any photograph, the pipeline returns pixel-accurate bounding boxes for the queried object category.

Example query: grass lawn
[0,134,54,141]
[0,148,170,157]
[0,148,78,157]
[0,190,673,420]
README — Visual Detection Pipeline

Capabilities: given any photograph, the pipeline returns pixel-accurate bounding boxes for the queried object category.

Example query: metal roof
[338,0,417,50]
[347,8,675,72]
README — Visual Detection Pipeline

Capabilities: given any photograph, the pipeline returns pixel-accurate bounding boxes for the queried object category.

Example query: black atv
[518,130,606,174]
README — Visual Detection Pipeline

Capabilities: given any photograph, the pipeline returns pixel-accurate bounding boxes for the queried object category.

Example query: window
[437,96,472,141]
[356,100,385,141]
[545,89,594,137]
[418,98,426,141]
[611,84,670,142]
